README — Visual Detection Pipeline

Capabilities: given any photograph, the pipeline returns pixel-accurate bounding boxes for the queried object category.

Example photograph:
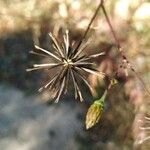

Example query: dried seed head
[27,30,105,102]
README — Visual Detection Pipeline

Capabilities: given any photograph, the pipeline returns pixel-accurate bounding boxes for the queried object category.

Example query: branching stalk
[101,2,150,96]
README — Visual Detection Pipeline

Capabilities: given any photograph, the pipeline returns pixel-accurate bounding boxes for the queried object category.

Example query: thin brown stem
[101,3,121,50]
[76,0,103,50]
[76,0,150,96]
[101,3,150,96]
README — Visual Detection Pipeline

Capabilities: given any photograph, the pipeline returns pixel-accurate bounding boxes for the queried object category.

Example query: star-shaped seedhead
[27,30,105,102]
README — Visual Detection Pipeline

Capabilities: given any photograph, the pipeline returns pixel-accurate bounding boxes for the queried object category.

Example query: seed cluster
[27,30,104,102]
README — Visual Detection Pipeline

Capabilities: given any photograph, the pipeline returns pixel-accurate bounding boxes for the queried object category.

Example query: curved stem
[101,3,150,96]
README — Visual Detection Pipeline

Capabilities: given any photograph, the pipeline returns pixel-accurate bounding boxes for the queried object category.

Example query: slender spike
[54,77,66,103]
[66,30,69,55]
[29,51,48,57]
[75,52,105,63]
[75,80,84,102]
[89,52,105,58]
[63,30,70,57]
[26,63,62,72]
[61,38,66,55]
[63,36,67,56]
[63,35,67,46]
[73,55,86,62]
[58,66,68,80]
[26,68,41,72]
[55,38,66,57]
[64,69,70,94]
[33,63,60,68]
[73,62,94,66]
[70,69,78,99]
[35,45,61,61]
[71,69,83,101]
[38,73,59,92]
[80,67,105,78]
[49,68,64,90]
[75,57,91,62]
[73,39,91,59]
[81,65,99,71]
[52,44,63,58]
[73,67,94,94]
[49,33,64,57]
[50,66,68,91]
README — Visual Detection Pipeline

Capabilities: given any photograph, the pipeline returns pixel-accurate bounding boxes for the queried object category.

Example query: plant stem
[76,0,103,50]
[101,2,150,96]
[78,0,150,96]
[101,3,120,50]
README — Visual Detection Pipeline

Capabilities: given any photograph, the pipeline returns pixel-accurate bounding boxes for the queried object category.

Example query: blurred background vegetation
[0,0,150,150]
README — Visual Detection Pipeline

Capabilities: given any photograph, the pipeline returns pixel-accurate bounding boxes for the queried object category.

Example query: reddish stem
[101,3,150,96]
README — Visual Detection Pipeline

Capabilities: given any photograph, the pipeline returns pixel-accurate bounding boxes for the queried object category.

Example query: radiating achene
[27,30,105,102]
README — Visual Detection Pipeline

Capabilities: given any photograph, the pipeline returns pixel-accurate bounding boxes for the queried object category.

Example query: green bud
[85,90,107,129]
[110,78,118,85]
